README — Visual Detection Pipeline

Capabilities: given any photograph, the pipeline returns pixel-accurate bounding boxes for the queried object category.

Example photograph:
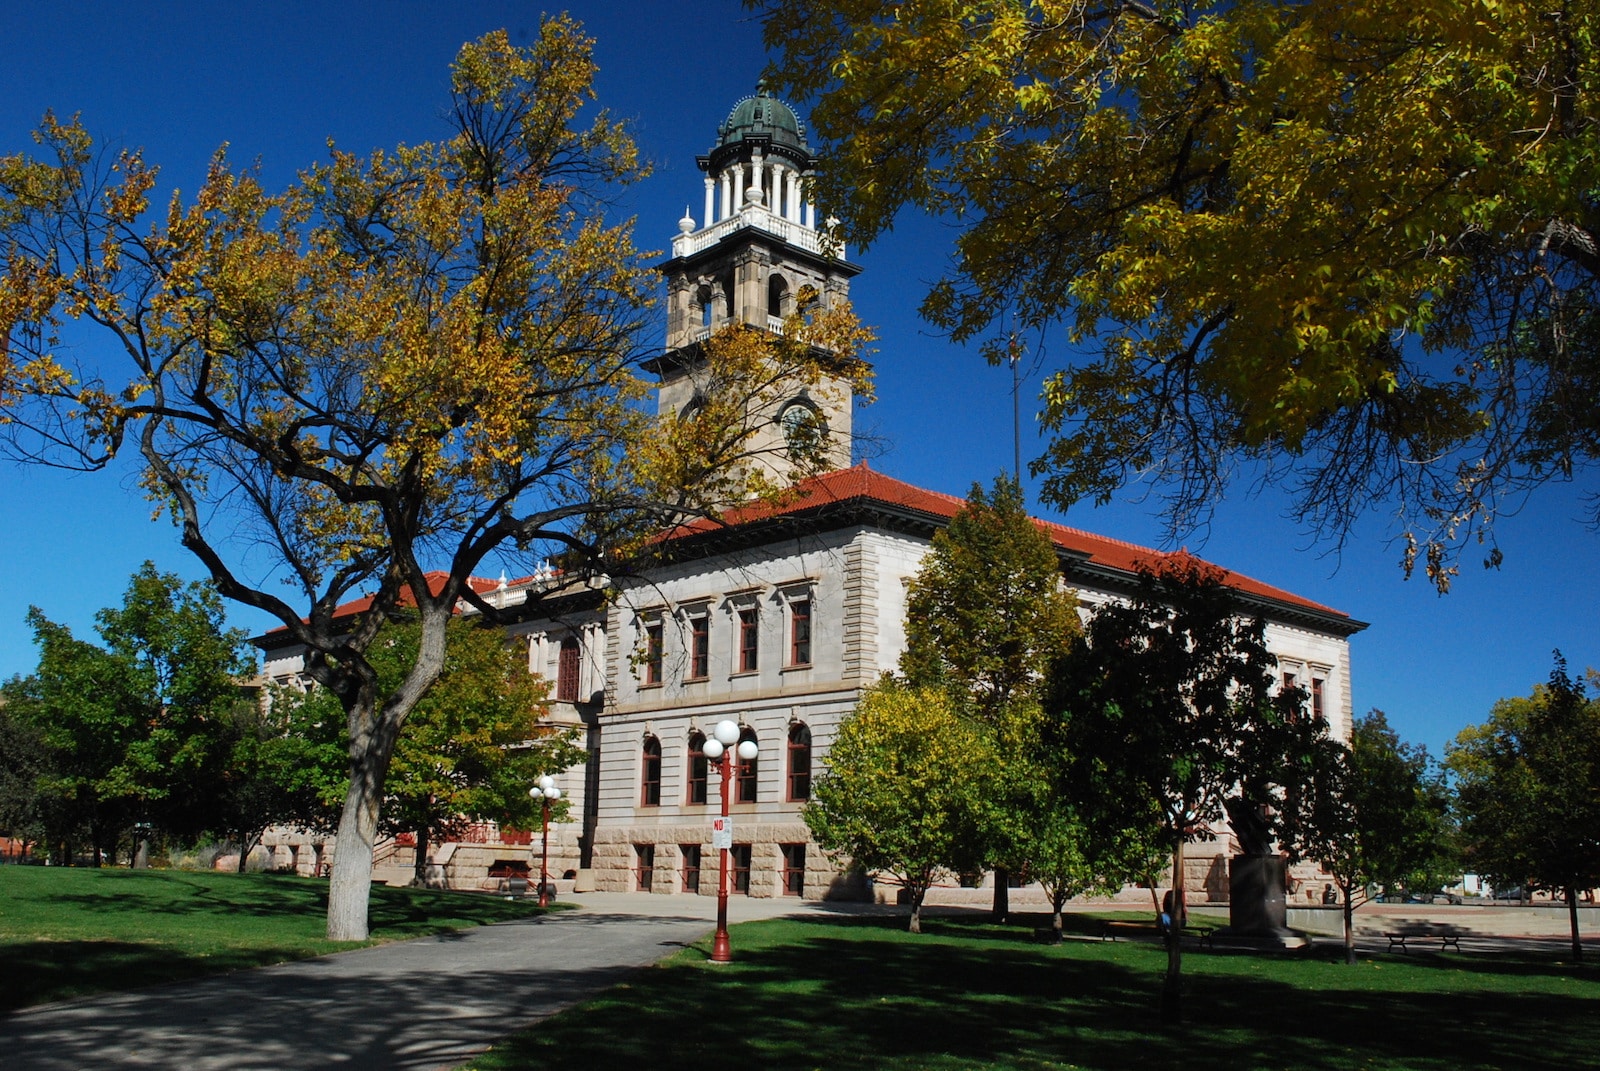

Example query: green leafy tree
[281,617,586,886]
[805,680,993,933]
[0,19,868,939]
[0,564,250,865]
[755,0,1600,586]
[899,475,1079,920]
[1287,710,1456,963]
[1051,555,1314,1017]
[1449,655,1600,961]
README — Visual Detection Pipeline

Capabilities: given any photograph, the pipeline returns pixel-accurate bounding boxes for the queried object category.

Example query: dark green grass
[0,866,560,1010]
[463,911,1599,1071]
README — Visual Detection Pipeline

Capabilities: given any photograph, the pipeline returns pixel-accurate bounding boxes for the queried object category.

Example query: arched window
[768,275,789,319]
[556,637,580,702]
[787,723,812,801]
[778,401,825,458]
[686,731,708,805]
[641,736,662,806]
[736,726,759,804]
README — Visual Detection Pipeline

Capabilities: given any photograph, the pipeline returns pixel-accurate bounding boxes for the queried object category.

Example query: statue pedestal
[1213,855,1308,950]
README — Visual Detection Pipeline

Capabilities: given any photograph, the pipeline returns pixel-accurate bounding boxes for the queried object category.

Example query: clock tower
[655,81,863,473]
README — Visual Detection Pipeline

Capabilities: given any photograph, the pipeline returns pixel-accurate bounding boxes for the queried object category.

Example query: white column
[751,151,765,207]
[733,165,745,211]
[703,177,715,229]
[785,171,798,222]
[804,196,815,230]
[719,172,731,220]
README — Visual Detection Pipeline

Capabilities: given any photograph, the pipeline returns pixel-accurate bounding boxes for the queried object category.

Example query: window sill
[683,675,709,685]
[781,662,812,673]
[730,670,760,679]
[639,681,663,690]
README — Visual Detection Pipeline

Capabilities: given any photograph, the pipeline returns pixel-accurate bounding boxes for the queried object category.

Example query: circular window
[778,401,826,457]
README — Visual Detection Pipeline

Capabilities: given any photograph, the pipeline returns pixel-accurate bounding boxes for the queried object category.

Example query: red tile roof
[260,571,520,639]
[664,462,1352,620]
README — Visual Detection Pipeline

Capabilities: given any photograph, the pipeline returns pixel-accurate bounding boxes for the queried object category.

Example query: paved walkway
[0,893,848,1071]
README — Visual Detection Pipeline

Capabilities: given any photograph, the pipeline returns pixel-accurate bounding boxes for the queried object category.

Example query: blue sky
[1,2,1593,758]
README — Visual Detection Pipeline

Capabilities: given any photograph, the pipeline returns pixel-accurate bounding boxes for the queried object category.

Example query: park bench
[1384,931,1462,953]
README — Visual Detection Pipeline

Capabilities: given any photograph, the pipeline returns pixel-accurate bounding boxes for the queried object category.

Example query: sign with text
[712,816,733,850]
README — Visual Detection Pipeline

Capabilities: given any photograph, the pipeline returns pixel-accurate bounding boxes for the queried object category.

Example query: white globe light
[702,739,725,761]
[713,719,741,747]
[545,786,562,800]
[537,774,555,792]
[528,787,540,799]
[737,739,759,761]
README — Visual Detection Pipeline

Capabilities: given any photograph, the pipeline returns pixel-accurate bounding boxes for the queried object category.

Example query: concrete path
[0,893,845,1071]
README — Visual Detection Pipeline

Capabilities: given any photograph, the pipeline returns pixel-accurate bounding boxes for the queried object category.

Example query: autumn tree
[899,475,1079,920]
[0,20,868,939]
[755,0,1600,587]
[282,617,585,886]
[805,680,993,933]
[1449,655,1600,961]
[1050,556,1315,1017]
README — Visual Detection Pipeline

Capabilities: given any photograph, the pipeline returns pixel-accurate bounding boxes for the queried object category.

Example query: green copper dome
[718,81,809,152]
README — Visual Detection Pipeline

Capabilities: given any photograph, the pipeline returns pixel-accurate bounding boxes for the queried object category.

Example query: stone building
[256,83,1366,904]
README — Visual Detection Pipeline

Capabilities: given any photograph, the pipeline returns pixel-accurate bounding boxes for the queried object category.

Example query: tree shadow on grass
[475,915,1600,1071]
[0,939,327,1013]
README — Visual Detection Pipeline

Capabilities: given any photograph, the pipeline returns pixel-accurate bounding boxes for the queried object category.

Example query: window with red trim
[635,844,654,891]
[787,723,812,801]
[640,736,661,806]
[688,614,709,679]
[680,844,701,893]
[686,731,708,805]
[556,637,580,702]
[736,726,758,803]
[644,623,664,685]
[789,599,811,666]
[737,608,759,672]
[780,843,806,897]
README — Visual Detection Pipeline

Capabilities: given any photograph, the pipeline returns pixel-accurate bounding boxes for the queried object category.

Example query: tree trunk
[327,753,386,941]
[992,867,1010,924]
[1567,886,1583,962]
[237,840,248,873]
[1342,878,1356,965]
[1052,890,1066,940]
[413,824,431,887]
[908,885,927,934]
[324,608,447,941]
[1163,840,1185,1023]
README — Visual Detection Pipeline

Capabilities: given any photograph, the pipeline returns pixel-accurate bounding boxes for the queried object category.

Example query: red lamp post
[703,718,757,963]
[530,776,560,907]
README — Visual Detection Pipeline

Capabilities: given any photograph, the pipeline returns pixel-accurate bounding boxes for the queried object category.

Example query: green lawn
[463,912,1599,1071]
[0,865,556,1011]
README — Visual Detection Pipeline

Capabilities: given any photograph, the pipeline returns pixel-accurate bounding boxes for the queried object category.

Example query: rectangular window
[635,844,655,892]
[687,736,708,805]
[556,637,580,702]
[1282,671,1297,692]
[737,608,759,673]
[1311,677,1325,721]
[789,599,811,666]
[644,623,664,686]
[689,615,709,680]
[780,843,806,897]
[641,738,662,807]
[681,844,701,894]
[730,844,752,895]
[736,731,758,804]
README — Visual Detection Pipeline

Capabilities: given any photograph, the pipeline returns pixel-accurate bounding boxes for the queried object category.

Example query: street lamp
[529,775,561,907]
[702,718,758,963]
